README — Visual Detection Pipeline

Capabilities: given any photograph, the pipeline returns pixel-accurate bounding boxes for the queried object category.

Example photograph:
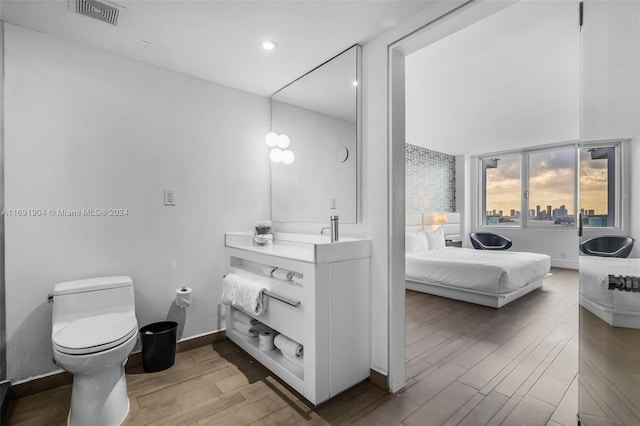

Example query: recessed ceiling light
[262,41,278,51]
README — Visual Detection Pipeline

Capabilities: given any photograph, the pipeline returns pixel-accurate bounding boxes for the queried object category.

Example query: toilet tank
[52,276,136,334]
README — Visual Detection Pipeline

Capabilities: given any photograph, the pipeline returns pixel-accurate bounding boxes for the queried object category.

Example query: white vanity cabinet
[224,232,371,405]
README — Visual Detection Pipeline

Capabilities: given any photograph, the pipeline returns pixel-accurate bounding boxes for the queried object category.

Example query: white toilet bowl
[51,277,138,426]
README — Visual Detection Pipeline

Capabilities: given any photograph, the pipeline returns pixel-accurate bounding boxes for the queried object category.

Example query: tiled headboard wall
[406,144,456,213]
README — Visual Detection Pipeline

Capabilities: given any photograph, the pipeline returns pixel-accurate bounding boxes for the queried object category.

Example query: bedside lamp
[436,214,448,229]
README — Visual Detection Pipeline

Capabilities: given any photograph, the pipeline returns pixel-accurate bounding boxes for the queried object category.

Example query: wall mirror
[270,45,360,223]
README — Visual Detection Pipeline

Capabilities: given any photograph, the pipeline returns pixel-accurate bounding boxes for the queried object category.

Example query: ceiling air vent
[76,0,119,26]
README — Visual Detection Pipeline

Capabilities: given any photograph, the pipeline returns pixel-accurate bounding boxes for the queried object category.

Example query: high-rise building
[536,205,541,218]
[510,209,516,217]
[546,205,552,217]
[529,209,535,217]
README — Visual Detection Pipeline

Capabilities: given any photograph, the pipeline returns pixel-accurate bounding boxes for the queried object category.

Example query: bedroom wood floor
[7,267,579,425]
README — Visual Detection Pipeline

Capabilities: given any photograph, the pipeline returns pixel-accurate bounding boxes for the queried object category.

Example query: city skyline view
[485,148,609,222]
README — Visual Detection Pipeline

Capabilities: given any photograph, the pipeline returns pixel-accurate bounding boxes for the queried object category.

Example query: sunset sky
[485,148,608,216]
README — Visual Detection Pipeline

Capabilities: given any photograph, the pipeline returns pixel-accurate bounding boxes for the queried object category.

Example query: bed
[405,213,551,308]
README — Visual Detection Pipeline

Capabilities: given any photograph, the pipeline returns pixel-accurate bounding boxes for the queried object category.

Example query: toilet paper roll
[176,287,192,308]
[259,331,275,352]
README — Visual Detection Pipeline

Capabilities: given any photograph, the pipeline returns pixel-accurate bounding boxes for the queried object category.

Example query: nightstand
[445,240,462,248]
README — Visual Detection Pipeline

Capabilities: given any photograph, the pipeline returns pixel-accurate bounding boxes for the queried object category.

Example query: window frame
[478,140,623,230]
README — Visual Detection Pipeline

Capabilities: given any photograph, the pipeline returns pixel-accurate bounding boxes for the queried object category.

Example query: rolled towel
[282,352,303,368]
[262,266,277,277]
[233,321,258,338]
[274,334,303,358]
[272,268,295,281]
[292,273,303,286]
[222,273,268,315]
[232,310,259,326]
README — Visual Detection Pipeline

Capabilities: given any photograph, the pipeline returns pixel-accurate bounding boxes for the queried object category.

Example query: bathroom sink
[225,232,371,263]
[580,236,635,258]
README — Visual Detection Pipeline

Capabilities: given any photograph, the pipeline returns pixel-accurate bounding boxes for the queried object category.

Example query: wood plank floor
[578,306,640,425]
[7,267,579,425]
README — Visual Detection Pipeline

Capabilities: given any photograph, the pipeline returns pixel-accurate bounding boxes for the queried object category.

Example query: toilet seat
[54,313,137,355]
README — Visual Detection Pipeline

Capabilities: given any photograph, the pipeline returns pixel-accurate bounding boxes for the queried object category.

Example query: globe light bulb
[262,41,278,51]
[277,134,290,149]
[265,132,278,147]
[282,150,295,165]
[269,148,283,163]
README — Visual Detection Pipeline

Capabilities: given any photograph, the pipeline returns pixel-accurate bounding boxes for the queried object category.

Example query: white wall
[581,1,640,258]
[405,1,580,156]
[4,24,271,382]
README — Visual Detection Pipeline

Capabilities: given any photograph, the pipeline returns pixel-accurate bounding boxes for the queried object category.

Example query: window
[579,146,617,227]
[527,147,575,227]
[483,154,521,226]
[480,142,621,229]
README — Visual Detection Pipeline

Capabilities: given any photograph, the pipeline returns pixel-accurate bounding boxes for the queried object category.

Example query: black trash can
[139,321,178,372]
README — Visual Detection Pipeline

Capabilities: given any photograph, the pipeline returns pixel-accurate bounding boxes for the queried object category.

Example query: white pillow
[422,227,445,250]
[405,231,428,253]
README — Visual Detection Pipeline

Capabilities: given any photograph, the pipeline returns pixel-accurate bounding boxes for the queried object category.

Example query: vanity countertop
[225,231,371,263]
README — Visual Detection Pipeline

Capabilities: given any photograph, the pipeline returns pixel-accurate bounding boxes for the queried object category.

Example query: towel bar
[223,274,301,308]
[264,291,301,308]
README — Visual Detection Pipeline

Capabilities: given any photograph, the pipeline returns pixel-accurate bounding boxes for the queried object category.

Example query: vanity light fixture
[262,41,278,51]
[282,150,295,165]
[352,80,358,87]
[276,134,290,149]
[269,148,284,163]
[265,132,279,147]
[266,132,294,164]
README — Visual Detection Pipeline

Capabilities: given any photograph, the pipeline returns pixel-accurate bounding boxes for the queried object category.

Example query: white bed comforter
[406,247,551,294]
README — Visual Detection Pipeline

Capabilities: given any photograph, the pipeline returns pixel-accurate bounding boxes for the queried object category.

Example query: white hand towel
[221,274,238,305]
[222,273,268,315]
[274,334,303,357]
[262,266,277,277]
[282,352,303,368]
[272,268,295,281]
[233,321,258,338]
[232,309,259,326]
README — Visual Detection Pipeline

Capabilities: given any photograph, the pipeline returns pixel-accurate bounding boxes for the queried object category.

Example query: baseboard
[369,368,388,391]
[11,371,72,400]
[127,329,225,368]
[12,330,225,399]
[1,380,11,425]
[550,259,578,270]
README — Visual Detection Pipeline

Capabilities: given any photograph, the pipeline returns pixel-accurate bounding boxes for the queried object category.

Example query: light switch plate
[164,189,175,206]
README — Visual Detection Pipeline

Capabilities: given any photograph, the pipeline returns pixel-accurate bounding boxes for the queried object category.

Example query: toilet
[51,276,138,426]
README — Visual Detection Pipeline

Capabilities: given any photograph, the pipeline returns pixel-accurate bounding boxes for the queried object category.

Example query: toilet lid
[54,313,137,355]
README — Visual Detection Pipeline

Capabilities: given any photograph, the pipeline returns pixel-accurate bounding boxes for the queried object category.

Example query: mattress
[406,247,550,294]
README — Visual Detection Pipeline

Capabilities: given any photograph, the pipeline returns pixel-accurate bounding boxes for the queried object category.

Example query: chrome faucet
[330,215,339,242]
[320,216,339,242]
